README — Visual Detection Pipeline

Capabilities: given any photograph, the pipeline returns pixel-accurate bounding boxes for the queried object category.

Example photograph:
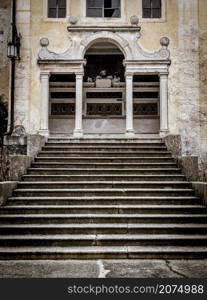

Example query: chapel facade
[0,0,207,179]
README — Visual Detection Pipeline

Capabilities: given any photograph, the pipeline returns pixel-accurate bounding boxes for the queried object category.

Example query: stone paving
[0,260,206,278]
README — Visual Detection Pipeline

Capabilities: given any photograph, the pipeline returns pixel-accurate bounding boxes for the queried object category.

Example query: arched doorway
[83,41,126,134]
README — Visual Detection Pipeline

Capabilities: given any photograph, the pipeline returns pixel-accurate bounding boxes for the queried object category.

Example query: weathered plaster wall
[176,0,200,157]
[198,0,207,180]
[0,0,11,104]
[14,0,31,132]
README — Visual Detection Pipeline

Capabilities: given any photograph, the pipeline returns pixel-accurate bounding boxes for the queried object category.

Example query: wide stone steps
[0,234,206,247]
[13,188,194,197]
[27,168,181,175]
[0,246,206,259]
[0,205,205,215]
[8,196,200,206]
[0,214,206,224]
[1,223,206,235]
[22,174,186,182]
[0,137,206,259]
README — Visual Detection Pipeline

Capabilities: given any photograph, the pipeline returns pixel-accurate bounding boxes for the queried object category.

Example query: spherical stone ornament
[68,16,78,25]
[40,38,49,47]
[130,15,139,26]
[160,37,170,47]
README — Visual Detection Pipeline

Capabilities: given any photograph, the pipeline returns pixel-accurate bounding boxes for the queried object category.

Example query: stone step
[34,157,174,163]
[31,162,177,169]
[27,168,182,175]
[17,181,191,190]
[8,196,200,206]
[38,151,172,158]
[0,234,206,247]
[22,174,186,182]
[13,188,195,197]
[0,205,205,215]
[0,214,206,224]
[42,146,168,151]
[0,246,206,259]
[1,223,206,235]
[46,138,163,145]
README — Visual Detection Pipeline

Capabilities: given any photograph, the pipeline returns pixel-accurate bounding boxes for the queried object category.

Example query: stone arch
[80,31,133,60]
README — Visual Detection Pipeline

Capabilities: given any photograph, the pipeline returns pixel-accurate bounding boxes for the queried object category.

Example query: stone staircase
[0,137,207,259]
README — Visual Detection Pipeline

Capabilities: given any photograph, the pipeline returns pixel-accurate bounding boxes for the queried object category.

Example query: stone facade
[0,0,207,180]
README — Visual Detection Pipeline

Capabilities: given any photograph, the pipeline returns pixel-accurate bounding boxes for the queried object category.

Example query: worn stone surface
[0,182,17,206]
[8,155,33,181]
[2,134,47,181]
[0,260,207,278]
[181,156,200,182]
[192,182,207,206]
[163,135,182,159]
[27,134,47,157]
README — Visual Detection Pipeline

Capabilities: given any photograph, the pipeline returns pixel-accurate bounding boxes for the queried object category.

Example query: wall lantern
[7,26,21,60]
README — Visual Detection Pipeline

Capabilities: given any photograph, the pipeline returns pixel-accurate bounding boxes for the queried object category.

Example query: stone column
[74,73,83,137]
[125,73,134,136]
[159,73,169,136]
[39,72,50,137]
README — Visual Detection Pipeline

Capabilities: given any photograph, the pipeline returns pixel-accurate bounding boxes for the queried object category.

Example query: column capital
[159,72,169,78]
[40,71,50,79]
[76,73,84,78]
[125,72,134,79]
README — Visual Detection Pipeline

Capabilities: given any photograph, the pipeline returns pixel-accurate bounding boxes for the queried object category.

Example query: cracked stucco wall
[0,0,11,104]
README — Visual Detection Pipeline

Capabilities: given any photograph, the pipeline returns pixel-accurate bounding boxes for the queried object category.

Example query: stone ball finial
[130,15,139,26]
[68,16,78,25]
[40,37,49,47]
[160,37,170,47]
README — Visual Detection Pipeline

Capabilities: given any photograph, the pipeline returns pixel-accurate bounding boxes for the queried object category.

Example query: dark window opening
[86,0,121,18]
[48,0,66,18]
[51,92,76,99]
[134,75,159,83]
[133,92,159,99]
[84,55,125,82]
[86,92,123,99]
[50,74,75,82]
[142,0,161,18]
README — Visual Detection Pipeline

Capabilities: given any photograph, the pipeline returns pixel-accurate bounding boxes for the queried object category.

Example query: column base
[73,129,83,138]
[125,130,135,138]
[38,129,49,137]
[159,129,169,137]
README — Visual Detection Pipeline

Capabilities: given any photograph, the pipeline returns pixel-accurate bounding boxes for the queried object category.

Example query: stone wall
[0,0,11,105]
[198,0,207,181]
[14,0,31,132]
[2,134,47,182]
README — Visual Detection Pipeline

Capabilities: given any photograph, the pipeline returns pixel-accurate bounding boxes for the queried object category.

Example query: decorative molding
[38,30,171,66]
[67,26,141,32]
